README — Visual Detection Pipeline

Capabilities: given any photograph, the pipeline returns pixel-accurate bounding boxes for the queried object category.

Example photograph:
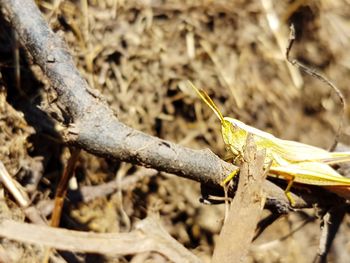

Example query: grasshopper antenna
[187,80,225,123]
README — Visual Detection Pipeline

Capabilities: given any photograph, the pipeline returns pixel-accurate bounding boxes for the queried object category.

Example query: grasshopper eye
[222,120,233,129]
[228,122,237,133]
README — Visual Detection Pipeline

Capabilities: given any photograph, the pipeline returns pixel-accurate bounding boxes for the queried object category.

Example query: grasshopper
[188,81,350,205]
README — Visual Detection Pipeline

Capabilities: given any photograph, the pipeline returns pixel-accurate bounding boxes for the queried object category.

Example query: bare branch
[0,217,201,263]
[314,206,346,263]
[286,24,347,151]
[212,136,266,263]
[0,0,343,210]
[0,160,29,207]
[0,0,234,195]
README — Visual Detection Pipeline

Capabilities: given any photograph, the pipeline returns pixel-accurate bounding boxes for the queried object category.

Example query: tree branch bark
[212,136,266,263]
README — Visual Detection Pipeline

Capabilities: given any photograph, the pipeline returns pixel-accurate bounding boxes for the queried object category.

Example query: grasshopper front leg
[284,177,296,206]
[220,168,240,187]
[220,168,240,223]
[221,144,244,186]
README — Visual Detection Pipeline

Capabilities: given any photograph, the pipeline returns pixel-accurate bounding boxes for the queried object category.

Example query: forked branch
[0,0,341,213]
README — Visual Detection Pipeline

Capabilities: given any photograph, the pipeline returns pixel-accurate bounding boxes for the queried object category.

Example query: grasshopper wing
[224,117,350,163]
[269,161,350,186]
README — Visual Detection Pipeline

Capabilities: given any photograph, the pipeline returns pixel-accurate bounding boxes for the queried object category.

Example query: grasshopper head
[222,119,247,156]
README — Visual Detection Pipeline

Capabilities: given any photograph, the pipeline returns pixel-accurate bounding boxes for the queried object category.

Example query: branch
[286,24,346,151]
[314,206,346,263]
[0,0,341,210]
[212,136,266,263]
[0,217,201,263]
[0,0,234,193]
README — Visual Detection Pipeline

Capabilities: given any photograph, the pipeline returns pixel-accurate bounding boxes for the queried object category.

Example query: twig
[330,207,350,263]
[313,206,346,263]
[0,160,29,207]
[36,167,159,216]
[0,162,47,225]
[0,216,201,263]
[45,0,63,21]
[42,148,81,263]
[12,30,23,96]
[50,148,80,227]
[286,24,347,151]
[261,0,303,89]
[78,167,159,203]
[212,136,266,263]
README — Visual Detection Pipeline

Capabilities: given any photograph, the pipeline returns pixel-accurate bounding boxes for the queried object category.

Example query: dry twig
[0,162,47,225]
[314,206,347,263]
[212,136,266,263]
[50,148,80,227]
[0,216,201,263]
[43,148,81,263]
[286,24,347,151]
[261,0,303,89]
[0,160,29,207]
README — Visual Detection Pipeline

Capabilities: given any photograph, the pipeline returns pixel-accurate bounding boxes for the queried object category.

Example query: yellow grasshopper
[188,81,350,205]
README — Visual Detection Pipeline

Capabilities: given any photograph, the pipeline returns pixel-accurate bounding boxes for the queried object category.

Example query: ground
[0,0,350,262]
